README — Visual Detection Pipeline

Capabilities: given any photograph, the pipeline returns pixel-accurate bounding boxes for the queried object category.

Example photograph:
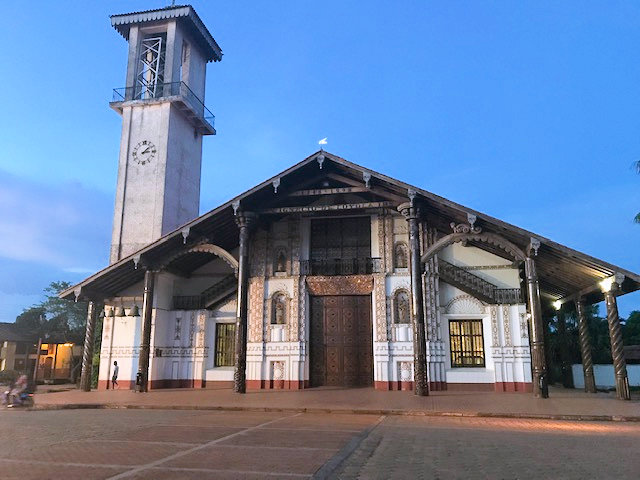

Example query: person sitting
[8,374,28,406]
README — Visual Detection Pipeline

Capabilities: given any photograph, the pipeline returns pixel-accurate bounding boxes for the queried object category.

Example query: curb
[25,403,640,422]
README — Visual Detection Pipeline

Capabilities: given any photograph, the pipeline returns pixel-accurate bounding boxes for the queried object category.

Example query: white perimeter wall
[572,364,640,389]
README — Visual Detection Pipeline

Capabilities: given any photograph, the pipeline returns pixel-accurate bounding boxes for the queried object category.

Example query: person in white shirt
[112,361,119,389]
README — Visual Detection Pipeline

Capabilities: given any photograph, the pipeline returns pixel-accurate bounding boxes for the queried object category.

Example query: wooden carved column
[575,298,596,393]
[137,269,156,392]
[234,211,256,394]
[79,300,102,392]
[524,256,548,398]
[603,281,631,400]
[556,308,573,388]
[398,202,428,396]
[424,226,443,390]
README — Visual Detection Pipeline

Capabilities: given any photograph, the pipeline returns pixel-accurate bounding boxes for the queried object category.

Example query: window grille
[449,319,485,367]
[310,217,371,263]
[214,323,236,367]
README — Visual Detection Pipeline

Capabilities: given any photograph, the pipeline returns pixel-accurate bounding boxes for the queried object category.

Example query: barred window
[449,319,485,368]
[214,323,236,367]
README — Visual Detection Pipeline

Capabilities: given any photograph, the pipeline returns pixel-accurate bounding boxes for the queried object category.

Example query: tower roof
[111,4,222,62]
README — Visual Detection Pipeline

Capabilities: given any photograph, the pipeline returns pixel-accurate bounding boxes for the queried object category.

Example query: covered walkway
[33,386,640,421]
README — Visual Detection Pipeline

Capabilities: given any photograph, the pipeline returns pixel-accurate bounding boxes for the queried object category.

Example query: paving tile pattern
[331,416,640,480]
[0,409,377,480]
[3,409,640,480]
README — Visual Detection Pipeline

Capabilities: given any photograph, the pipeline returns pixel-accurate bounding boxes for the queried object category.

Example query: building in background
[0,323,80,383]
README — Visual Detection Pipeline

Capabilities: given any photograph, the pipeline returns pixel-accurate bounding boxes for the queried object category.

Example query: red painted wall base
[97,378,532,393]
[374,381,533,393]
[246,380,310,390]
[97,379,205,391]
[494,381,533,393]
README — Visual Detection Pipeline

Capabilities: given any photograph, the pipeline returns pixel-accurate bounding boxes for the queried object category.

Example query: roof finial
[318,137,327,151]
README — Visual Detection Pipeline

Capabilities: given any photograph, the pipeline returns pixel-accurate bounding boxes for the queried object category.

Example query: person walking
[111,361,119,389]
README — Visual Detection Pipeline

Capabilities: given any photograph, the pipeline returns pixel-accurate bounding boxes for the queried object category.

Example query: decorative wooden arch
[420,226,527,264]
[159,243,239,276]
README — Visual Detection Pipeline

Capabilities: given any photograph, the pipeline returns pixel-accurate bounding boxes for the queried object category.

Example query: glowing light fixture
[553,300,562,311]
[599,276,614,293]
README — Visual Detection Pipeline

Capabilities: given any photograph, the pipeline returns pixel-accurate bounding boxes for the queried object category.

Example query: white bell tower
[109,5,222,263]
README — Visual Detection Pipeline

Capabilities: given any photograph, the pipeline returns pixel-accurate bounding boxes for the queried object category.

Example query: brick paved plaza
[2,408,640,479]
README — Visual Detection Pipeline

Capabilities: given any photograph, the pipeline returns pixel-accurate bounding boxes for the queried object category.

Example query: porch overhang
[60,150,640,308]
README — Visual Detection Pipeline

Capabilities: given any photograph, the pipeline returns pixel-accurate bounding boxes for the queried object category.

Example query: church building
[63,5,639,400]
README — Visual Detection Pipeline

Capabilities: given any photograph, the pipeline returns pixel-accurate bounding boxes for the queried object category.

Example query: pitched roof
[60,151,640,306]
[111,5,222,62]
[0,323,34,343]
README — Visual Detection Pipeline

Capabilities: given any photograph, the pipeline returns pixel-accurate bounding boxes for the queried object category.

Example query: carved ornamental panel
[306,275,374,296]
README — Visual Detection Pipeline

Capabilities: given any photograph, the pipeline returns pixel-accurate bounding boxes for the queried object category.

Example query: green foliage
[15,281,88,344]
[91,352,100,389]
[546,305,640,382]
[623,311,640,346]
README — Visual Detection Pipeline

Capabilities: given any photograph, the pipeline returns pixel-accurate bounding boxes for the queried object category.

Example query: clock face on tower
[132,140,157,165]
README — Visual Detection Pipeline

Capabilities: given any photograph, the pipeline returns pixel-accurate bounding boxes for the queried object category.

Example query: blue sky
[1,1,639,320]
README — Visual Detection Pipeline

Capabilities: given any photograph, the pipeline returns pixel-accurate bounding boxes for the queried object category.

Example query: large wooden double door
[310,295,373,387]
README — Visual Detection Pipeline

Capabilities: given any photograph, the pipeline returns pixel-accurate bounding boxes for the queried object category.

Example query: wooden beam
[326,172,363,187]
[288,187,368,196]
[261,201,395,214]
[325,173,408,202]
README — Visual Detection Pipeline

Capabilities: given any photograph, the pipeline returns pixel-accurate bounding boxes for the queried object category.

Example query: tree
[15,281,88,344]
[623,311,640,346]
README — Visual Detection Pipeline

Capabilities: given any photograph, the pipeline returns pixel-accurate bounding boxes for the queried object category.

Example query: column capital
[235,211,257,229]
[397,202,420,220]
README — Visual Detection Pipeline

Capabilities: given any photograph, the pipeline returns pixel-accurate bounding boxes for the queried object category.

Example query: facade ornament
[450,221,481,234]
[528,237,541,256]
[407,188,417,203]
[74,287,82,303]
[444,294,486,315]
[317,153,325,169]
[133,254,141,269]
[363,171,372,188]
[466,213,477,230]
[181,227,190,244]
[232,200,241,216]
[614,272,625,288]
[422,231,526,264]
[272,178,280,193]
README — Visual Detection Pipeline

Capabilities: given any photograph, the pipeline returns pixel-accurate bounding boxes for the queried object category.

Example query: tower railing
[112,81,215,129]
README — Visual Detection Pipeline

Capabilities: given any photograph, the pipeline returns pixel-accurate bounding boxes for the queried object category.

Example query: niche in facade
[394,289,411,324]
[274,248,287,275]
[394,242,408,270]
[271,292,288,325]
